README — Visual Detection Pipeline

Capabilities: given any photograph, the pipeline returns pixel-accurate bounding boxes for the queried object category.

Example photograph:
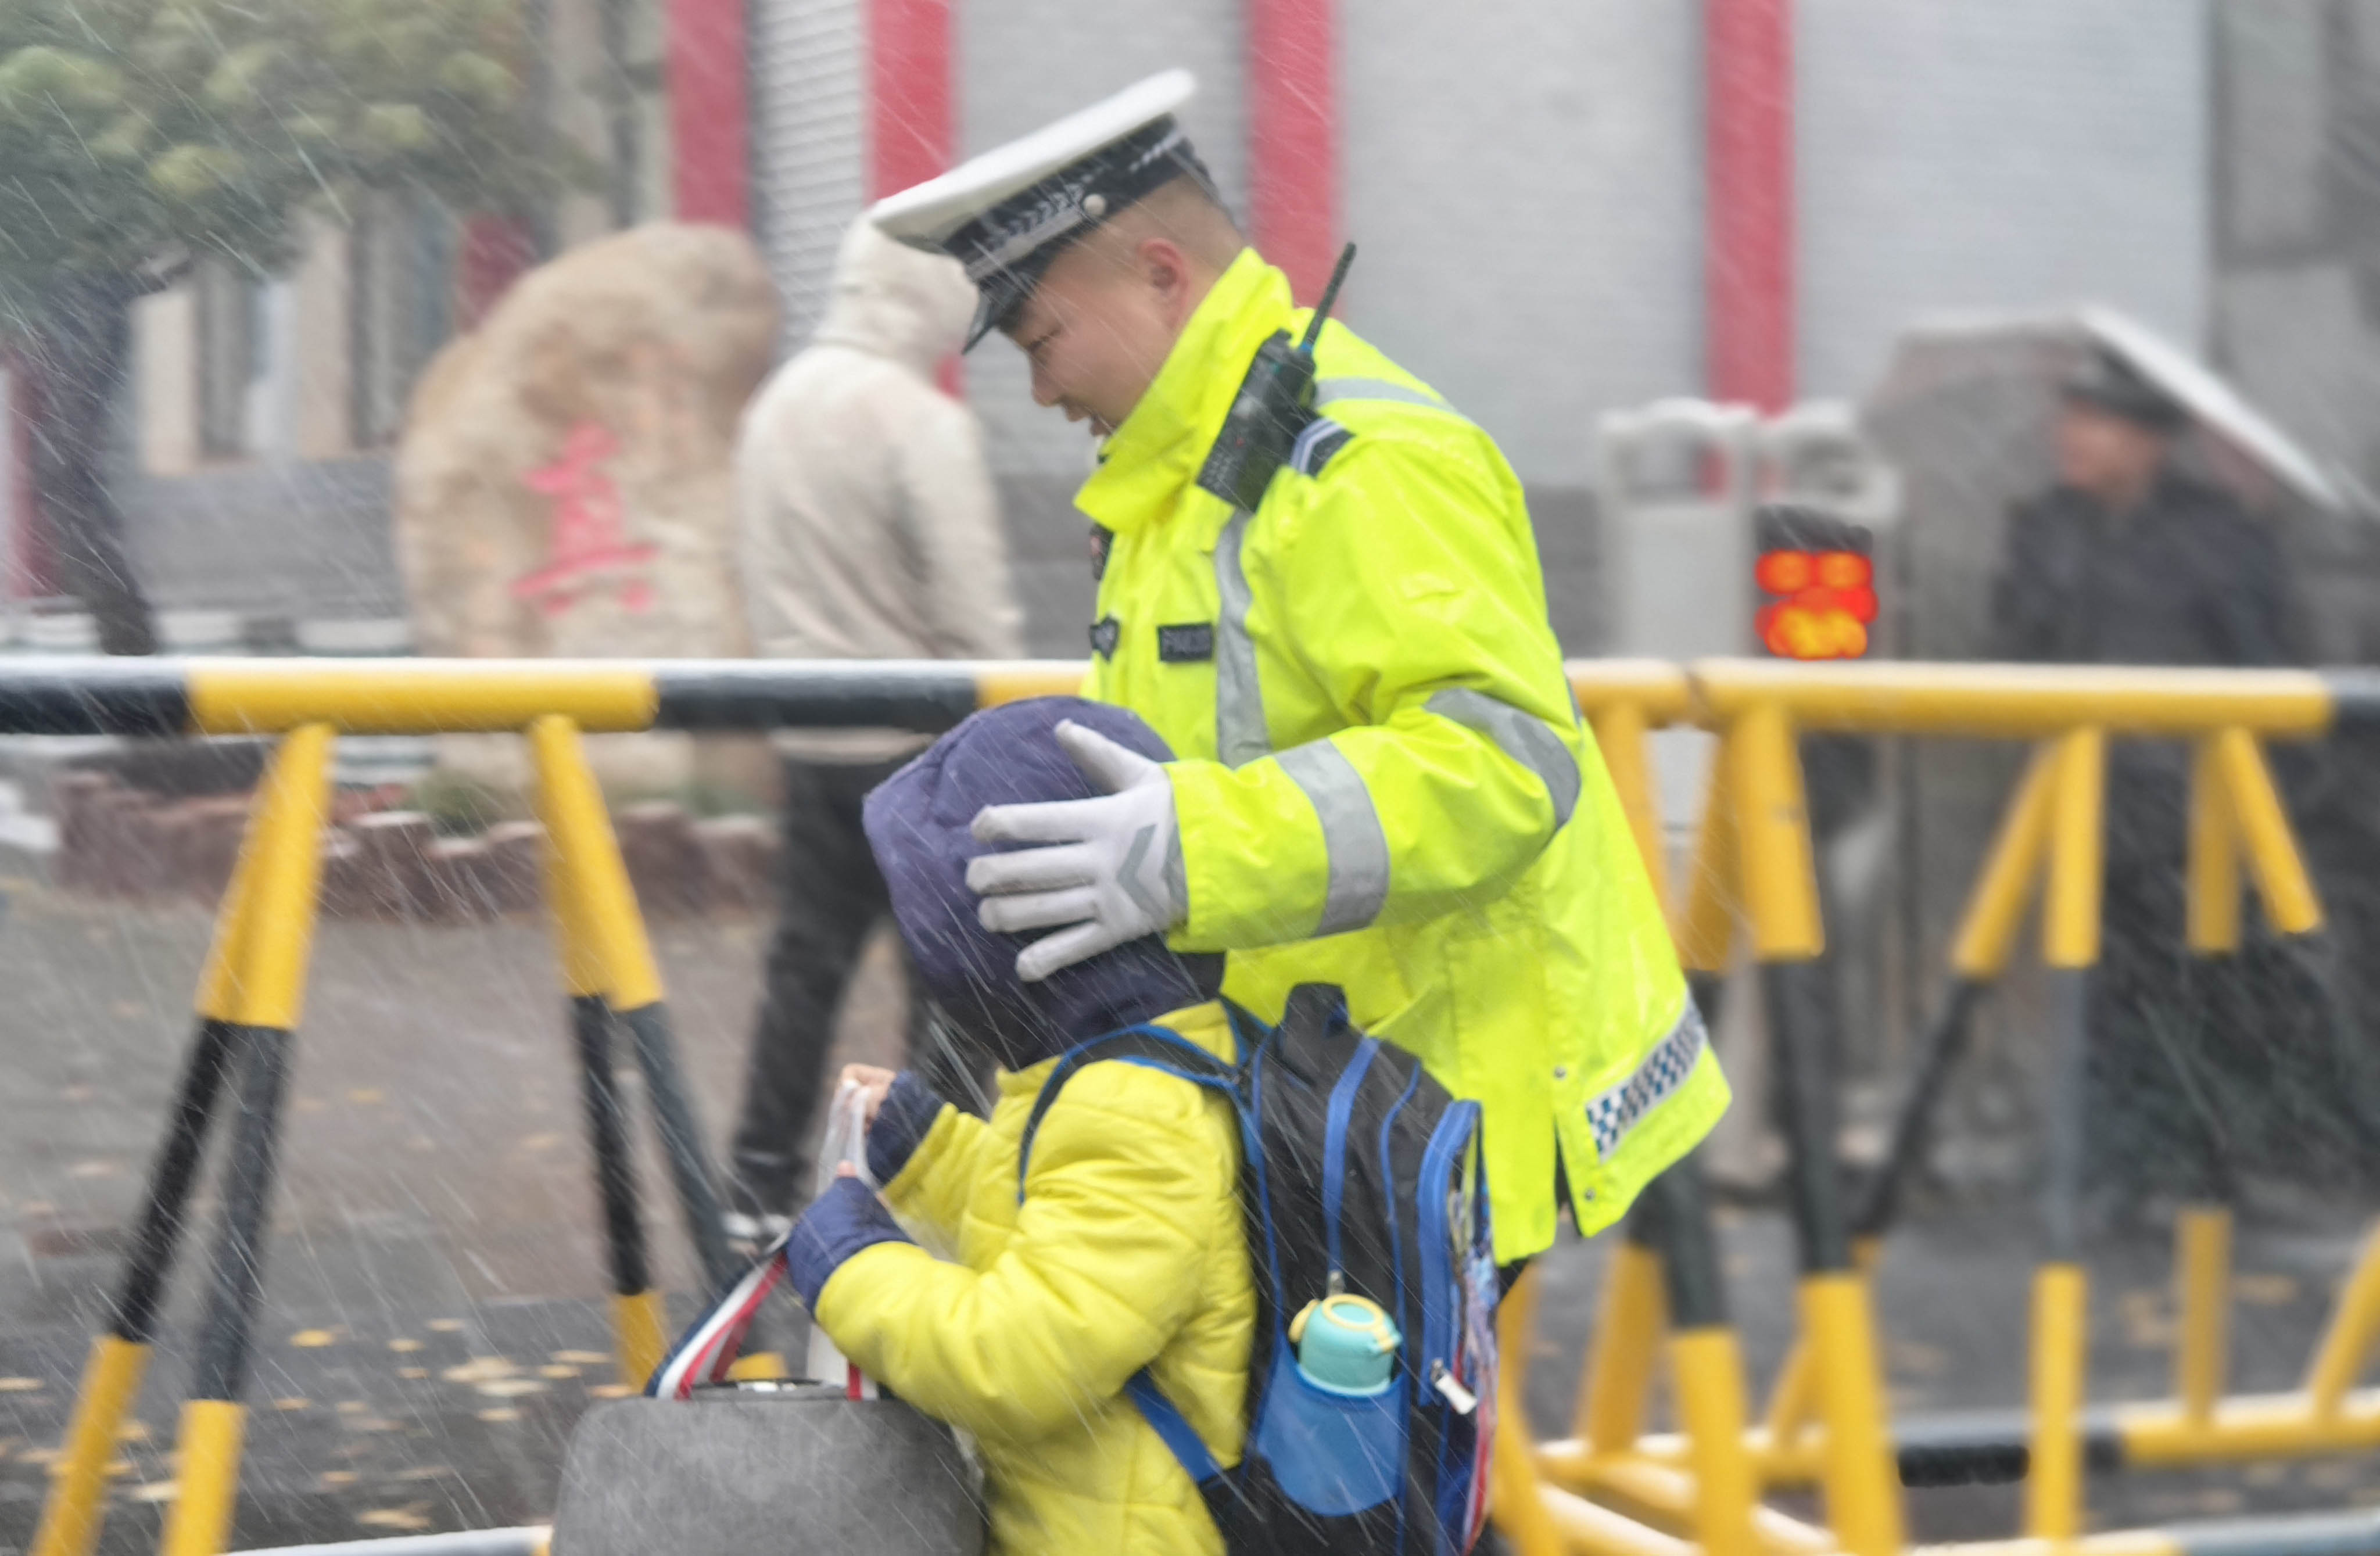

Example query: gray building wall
[2210,0,2380,502]
[1798,0,2211,396]
[1344,0,1705,652]
[114,5,2232,655]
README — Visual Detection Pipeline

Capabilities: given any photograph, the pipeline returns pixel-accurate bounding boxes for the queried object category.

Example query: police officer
[872,71,1727,1265]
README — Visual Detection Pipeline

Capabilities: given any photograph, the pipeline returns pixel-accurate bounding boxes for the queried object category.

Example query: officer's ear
[1131,235,1199,327]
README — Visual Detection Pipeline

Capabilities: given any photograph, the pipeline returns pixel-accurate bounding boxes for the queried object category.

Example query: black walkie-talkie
[1196,242,1357,511]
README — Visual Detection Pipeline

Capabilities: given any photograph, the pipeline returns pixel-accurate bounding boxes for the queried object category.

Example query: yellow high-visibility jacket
[816,1001,1252,1556]
[1080,250,1728,1261]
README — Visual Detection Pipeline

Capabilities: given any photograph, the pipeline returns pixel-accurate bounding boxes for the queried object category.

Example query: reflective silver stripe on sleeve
[1583,998,1707,1161]
[1213,508,1270,767]
[1424,687,1582,827]
[1274,738,1392,936]
[1314,377,1463,417]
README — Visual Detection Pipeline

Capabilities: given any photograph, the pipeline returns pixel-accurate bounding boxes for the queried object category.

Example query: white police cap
[870,69,1216,349]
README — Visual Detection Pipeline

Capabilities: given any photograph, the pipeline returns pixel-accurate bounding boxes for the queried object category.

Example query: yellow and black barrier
[14,654,2380,1556]
[1526,658,2380,1556]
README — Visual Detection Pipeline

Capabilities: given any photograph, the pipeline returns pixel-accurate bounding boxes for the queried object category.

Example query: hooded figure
[784,697,1253,1556]
[723,216,1025,1239]
[736,213,1023,697]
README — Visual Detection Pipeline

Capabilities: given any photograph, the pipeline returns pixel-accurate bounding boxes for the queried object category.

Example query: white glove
[966,719,1187,982]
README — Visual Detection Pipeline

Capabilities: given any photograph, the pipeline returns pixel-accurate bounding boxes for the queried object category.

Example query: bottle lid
[1291,1293,1402,1397]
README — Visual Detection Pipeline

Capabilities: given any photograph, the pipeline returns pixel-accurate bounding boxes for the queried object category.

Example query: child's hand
[839,1064,898,1127]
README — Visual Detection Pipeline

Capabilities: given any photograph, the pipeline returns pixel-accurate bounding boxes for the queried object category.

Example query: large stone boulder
[393,223,780,795]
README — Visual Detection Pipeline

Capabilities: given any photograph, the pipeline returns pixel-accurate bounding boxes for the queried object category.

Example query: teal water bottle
[1289,1293,1402,1397]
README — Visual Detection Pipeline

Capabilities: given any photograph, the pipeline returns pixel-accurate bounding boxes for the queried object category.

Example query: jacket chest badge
[1089,615,1121,659]
[1089,524,1113,582]
[1157,623,1216,663]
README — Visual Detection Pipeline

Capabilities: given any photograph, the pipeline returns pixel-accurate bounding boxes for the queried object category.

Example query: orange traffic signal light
[1754,507,1876,661]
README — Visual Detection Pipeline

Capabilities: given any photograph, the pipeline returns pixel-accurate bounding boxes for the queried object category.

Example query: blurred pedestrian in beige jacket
[727,216,1023,1236]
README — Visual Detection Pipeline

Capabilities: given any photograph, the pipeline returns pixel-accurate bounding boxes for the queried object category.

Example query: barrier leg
[1640,1156,1758,1556]
[1674,732,1740,988]
[619,1005,738,1295]
[1490,1265,1564,1556]
[573,996,666,1390]
[1852,979,1985,1242]
[1593,700,1671,912]
[2304,1222,2380,1415]
[34,1020,239,1556]
[1576,1218,1668,1455]
[2023,726,2104,1544]
[1855,743,2059,1241]
[1729,704,1903,1556]
[157,724,335,1556]
[34,790,292,1556]
[2024,1261,2089,1541]
[2173,740,2239,1428]
[542,794,671,1387]
[2174,1205,2232,1426]
[529,715,737,1299]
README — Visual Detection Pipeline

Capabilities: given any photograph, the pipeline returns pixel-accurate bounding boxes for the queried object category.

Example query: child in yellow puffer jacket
[783,697,1254,1555]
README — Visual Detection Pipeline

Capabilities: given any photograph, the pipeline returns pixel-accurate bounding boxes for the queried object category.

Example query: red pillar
[669,0,750,227]
[1705,0,1795,411]
[868,0,953,200]
[1247,0,1338,306]
[868,0,956,387]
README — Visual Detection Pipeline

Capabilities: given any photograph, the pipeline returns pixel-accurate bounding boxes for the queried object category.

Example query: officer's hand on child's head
[838,1064,898,1126]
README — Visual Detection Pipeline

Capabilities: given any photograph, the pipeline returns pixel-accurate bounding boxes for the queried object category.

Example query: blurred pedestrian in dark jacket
[1993,356,2289,670]
[1989,350,2361,1204]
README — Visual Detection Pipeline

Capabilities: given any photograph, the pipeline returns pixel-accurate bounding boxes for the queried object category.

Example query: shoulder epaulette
[1288,417,1353,478]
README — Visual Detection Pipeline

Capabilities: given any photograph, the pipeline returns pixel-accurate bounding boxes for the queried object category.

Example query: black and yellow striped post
[1637,1156,1759,1556]
[2173,734,2248,1430]
[1672,728,1742,1030]
[37,724,334,1556]
[2024,725,2106,1543]
[1574,658,1696,919]
[31,801,278,1556]
[544,834,670,1394]
[1724,697,1905,1556]
[527,716,738,1332]
[164,723,335,1556]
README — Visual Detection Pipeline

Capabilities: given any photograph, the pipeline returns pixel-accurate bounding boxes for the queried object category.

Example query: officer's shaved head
[1079,177,1245,274]
[1001,175,1250,438]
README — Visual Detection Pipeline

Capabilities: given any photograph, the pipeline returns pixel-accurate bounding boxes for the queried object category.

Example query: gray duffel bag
[550,1382,984,1556]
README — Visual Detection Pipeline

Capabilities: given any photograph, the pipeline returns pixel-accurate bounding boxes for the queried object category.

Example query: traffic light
[1754,505,1877,661]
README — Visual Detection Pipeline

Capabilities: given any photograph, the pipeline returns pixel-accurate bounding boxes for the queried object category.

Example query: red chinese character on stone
[511,422,659,616]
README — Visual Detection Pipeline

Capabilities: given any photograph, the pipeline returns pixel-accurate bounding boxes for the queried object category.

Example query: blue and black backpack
[1020,983,1501,1555]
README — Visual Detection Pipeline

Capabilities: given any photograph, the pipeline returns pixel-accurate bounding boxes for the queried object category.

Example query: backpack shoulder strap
[1126,1368,1224,1485]
[1128,1367,1246,1537]
[1016,1024,1241,1203]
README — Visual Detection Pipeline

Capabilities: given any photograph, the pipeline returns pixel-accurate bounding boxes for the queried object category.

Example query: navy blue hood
[862,697,1223,1070]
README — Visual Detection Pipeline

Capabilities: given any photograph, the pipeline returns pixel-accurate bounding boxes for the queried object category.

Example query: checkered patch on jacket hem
[1583,998,1708,1162]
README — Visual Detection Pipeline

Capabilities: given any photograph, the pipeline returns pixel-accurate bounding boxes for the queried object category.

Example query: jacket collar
[1074,249,1295,536]
[994,998,1238,1094]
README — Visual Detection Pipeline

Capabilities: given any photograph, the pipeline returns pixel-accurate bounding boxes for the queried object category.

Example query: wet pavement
[2,879,2378,1550]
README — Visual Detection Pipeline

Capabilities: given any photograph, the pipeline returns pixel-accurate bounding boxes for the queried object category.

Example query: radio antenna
[1297,243,1358,355]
